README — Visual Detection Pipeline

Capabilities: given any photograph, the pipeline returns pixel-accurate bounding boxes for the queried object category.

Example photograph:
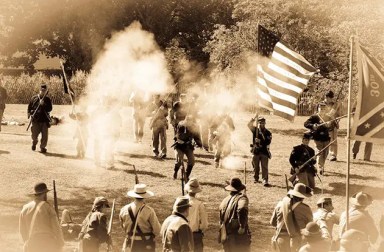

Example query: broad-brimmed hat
[185,178,202,193]
[301,222,322,237]
[173,196,192,211]
[30,182,51,195]
[93,196,110,208]
[350,192,372,207]
[225,177,246,192]
[316,197,332,206]
[127,184,154,199]
[287,183,312,198]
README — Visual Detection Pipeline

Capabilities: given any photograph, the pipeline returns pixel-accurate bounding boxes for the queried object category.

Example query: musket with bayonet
[107,199,115,252]
[317,112,354,127]
[53,180,59,219]
[26,89,49,131]
[181,161,186,196]
[288,138,337,183]
[132,165,139,184]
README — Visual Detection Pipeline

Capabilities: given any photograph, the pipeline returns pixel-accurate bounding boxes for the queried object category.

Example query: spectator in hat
[270,183,313,252]
[0,80,7,132]
[19,182,64,252]
[27,84,53,153]
[304,103,331,175]
[298,222,330,252]
[338,229,369,252]
[339,192,378,246]
[78,196,112,252]
[161,196,194,251]
[289,132,317,189]
[247,116,272,186]
[172,115,202,180]
[185,178,208,252]
[313,197,339,240]
[219,177,251,252]
[119,184,161,252]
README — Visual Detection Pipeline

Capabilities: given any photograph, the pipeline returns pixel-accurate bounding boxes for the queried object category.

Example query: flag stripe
[274,43,317,72]
[270,58,312,81]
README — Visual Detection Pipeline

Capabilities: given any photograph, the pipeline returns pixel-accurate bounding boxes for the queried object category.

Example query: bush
[0,71,87,104]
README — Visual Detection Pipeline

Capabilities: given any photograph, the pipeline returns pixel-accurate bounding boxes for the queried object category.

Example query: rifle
[53,180,59,219]
[181,161,186,196]
[317,112,354,127]
[284,174,290,192]
[288,138,337,183]
[132,165,139,184]
[107,199,115,252]
[26,89,49,131]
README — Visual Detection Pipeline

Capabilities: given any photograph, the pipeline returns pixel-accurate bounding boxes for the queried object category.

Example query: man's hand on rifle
[39,100,45,106]
[294,167,300,174]
[313,124,319,130]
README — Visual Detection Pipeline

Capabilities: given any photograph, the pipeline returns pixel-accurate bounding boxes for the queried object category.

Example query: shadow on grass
[195,153,214,159]
[353,160,384,167]
[323,182,384,199]
[122,169,167,179]
[323,171,383,181]
[200,181,226,189]
[272,128,347,138]
[44,152,78,160]
[117,152,156,160]
[0,150,10,155]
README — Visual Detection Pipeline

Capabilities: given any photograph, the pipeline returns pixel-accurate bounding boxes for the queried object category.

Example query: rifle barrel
[53,180,59,219]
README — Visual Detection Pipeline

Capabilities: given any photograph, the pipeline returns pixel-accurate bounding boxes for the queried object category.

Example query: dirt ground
[0,104,383,252]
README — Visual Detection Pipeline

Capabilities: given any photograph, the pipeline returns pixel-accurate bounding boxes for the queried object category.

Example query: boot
[186,165,193,181]
[173,164,180,179]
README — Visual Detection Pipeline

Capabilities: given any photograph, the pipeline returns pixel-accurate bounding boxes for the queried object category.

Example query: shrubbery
[1,71,87,105]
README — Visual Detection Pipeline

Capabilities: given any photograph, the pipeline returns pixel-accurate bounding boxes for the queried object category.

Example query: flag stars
[364,123,371,129]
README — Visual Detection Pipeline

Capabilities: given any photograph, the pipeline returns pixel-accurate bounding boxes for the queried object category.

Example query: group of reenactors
[19,176,251,252]
[270,182,382,252]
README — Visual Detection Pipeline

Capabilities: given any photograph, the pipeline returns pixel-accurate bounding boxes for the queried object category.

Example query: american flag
[351,42,384,143]
[257,25,317,121]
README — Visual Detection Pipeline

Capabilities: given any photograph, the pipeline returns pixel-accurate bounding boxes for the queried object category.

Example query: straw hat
[127,184,154,199]
[185,178,202,193]
[287,183,312,198]
[350,192,372,207]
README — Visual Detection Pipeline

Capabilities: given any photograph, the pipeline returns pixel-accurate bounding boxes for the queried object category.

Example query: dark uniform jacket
[219,193,250,235]
[174,120,202,150]
[0,86,7,109]
[79,211,109,247]
[304,115,330,142]
[28,95,52,123]
[161,212,194,252]
[289,144,316,174]
[247,120,272,158]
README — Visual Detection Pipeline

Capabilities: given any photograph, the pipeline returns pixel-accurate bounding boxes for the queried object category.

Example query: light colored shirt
[339,206,378,244]
[186,195,208,232]
[161,212,194,252]
[19,200,64,247]
[119,202,161,236]
[313,208,339,239]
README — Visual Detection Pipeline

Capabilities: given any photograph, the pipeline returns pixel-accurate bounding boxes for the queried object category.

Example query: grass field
[0,104,383,252]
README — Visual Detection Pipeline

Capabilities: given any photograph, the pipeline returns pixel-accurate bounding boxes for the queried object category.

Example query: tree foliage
[0,0,234,72]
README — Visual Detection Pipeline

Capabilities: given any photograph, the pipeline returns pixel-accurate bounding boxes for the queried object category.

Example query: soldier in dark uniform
[27,84,53,153]
[289,132,317,189]
[0,80,7,132]
[247,117,272,186]
[304,103,331,175]
[173,115,202,181]
[170,94,197,135]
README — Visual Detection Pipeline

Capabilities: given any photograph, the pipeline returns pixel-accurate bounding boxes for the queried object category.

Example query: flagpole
[60,61,87,156]
[346,35,355,230]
